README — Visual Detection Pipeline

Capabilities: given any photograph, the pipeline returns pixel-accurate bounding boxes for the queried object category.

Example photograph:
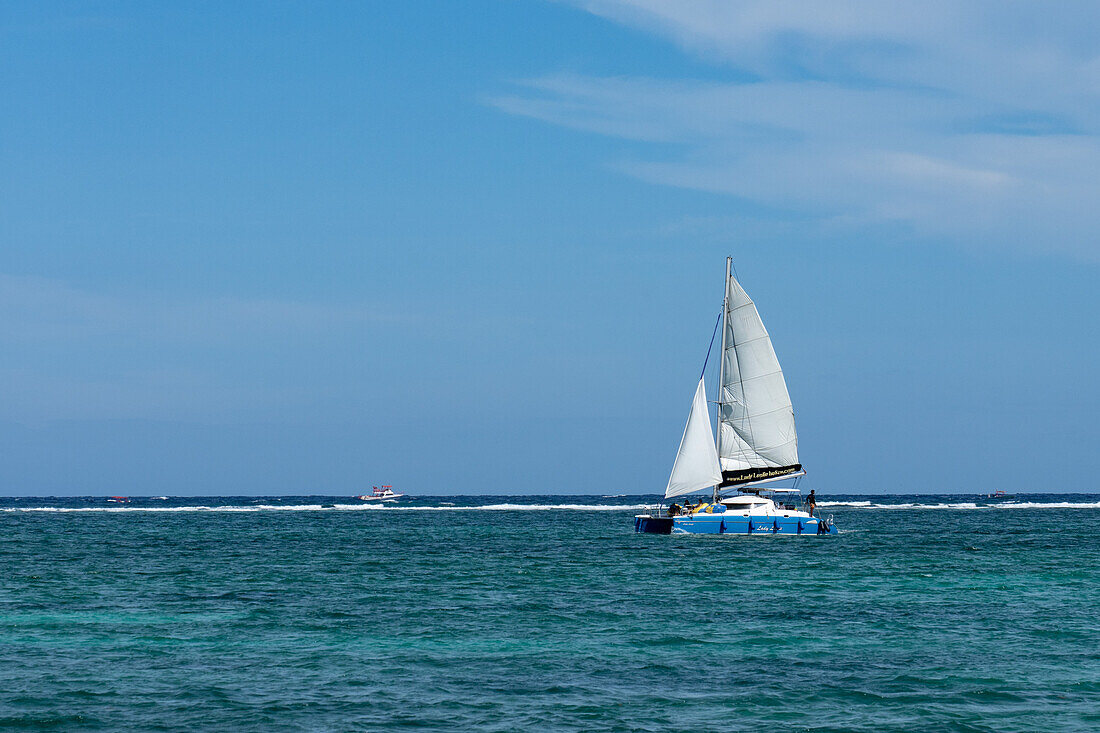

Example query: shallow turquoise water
[1,495,1098,731]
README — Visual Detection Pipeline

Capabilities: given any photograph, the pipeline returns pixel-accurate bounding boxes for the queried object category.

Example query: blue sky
[1,1,1097,495]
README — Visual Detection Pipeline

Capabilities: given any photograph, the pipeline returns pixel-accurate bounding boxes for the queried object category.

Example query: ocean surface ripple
[1,493,1098,731]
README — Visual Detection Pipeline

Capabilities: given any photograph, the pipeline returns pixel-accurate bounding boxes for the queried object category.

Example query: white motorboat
[356,486,404,502]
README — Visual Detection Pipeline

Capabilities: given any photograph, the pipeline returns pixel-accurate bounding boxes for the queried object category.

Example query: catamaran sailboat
[635,258,837,536]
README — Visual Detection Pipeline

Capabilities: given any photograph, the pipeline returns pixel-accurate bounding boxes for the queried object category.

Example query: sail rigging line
[699,310,723,380]
[701,308,723,503]
[715,258,731,466]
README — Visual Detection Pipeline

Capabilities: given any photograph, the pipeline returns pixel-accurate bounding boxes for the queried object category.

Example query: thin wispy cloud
[0,275,399,343]
[0,275,404,421]
[493,1,1100,258]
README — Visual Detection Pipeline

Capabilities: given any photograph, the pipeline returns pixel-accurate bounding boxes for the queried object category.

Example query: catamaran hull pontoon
[635,513,836,535]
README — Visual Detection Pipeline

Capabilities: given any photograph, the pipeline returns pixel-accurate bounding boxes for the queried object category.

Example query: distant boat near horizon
[356,486,404,502]
[636,258,836,536]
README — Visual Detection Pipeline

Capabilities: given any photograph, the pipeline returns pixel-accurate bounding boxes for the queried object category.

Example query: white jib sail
[718,274,799,472]
[665,377,723,499]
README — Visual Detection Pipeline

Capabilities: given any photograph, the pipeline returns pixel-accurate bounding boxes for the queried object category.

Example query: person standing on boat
[805,490,817,517]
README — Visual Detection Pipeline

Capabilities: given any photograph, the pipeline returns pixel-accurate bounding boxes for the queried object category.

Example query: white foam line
[4,502,1098,514]
[816,502,1100,510]
[988,501,1100,509]
[866,503,983,509]
[2,503,649,513]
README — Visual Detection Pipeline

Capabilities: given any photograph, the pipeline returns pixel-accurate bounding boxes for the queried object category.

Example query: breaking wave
[816,501,1100,510]
[1,503,648,514]
[4,498,1098,513]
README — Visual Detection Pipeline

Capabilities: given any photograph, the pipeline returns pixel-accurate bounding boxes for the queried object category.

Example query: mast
[713,256,731,502]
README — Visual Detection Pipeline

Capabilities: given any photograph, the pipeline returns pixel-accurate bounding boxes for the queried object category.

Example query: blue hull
[636,514,837,535]
[675,514,836,535]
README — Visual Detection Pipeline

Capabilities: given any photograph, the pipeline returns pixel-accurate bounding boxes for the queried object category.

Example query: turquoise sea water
[2,494,1099,731]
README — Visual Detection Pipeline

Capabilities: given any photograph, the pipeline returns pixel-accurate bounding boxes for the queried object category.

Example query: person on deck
[805,490,817,517]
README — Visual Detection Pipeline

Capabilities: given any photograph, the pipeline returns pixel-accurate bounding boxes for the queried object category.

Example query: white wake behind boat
[635,258,837,536]
[357,486,404,502]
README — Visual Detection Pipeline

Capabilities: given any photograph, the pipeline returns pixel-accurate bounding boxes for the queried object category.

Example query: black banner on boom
[719,464,802,489]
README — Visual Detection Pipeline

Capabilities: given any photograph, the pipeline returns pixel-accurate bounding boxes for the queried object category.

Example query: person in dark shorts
[805,490,817,517]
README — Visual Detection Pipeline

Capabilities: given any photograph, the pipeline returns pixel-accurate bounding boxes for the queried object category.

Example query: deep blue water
[2,494,1099,731]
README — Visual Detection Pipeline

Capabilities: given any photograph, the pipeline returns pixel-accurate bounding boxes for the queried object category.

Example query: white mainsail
[664,377,723,499]
[717,272,799,477]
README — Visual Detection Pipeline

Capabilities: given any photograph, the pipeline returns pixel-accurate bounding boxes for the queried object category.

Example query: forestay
[664,378,723,499]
